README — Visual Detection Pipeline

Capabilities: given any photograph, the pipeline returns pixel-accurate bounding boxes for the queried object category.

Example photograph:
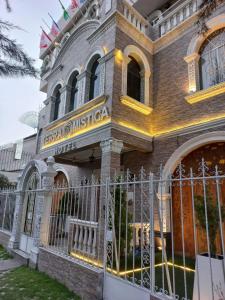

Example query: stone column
[30,157,56,265]
[8,188,24,249]
[58,85,67,118]
[97,139,123,263]
[121,55,131,96]
[77,71,91,106]
[98,57,106,96]
[156,193,171,250]
[100,138,123,180]
[184,53,200,93]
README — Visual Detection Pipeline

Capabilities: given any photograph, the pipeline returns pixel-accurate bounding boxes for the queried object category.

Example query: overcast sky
[0,0,71,146]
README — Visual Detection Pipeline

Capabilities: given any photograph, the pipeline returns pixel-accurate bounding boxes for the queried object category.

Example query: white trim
[54,165,70,186]
[162,131,225,181]
[185,14,225,94]
[84,48,105,71]
[122,45,151,107]
[66,67,81,85]
[187,14,225,56]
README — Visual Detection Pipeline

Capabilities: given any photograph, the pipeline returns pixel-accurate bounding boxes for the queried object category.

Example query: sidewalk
[0,258,23,273]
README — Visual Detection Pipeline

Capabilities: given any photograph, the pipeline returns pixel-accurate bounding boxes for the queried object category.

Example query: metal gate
[103,160,225,300]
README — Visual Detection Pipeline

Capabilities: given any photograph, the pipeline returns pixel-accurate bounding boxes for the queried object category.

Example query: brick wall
[38,248,104,300]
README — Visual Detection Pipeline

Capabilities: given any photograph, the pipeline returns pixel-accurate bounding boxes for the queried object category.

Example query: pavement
[0,258,23,273]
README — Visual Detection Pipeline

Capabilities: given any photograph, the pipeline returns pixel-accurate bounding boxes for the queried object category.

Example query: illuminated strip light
[185,82,225,104]
[42,118,111,149]
[121,96,152,115]
[48,97,106,131]
[71,252,195,275]
[153,113,225,136]
[117,120,152,138]
[119,262,195,276]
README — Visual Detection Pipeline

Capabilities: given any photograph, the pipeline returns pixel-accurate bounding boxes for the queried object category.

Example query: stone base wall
[38,248,104,300]
[0,230,11,248]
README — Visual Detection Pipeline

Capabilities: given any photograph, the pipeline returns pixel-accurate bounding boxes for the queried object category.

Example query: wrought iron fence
[0,159,224,300]
[105,160,225,300]
[46,177,104,268]
[0,188,16,232]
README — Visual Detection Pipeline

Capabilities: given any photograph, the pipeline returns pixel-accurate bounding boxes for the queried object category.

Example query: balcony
[152,0,198,37]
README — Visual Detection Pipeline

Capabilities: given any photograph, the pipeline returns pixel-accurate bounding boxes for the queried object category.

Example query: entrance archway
[171,142,225,257]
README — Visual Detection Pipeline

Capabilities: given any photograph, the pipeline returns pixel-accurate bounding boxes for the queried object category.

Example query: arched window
[127,56,141,102]
[199,28,225,90]
[89,56,101,101]
[52,85,61,121]
[69,72,79,112]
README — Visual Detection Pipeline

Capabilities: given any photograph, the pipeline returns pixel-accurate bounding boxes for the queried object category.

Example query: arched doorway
[20,169,40,253]
[172,142,225,257]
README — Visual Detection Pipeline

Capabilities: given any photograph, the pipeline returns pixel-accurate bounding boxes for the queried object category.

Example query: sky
[0,0,71,146]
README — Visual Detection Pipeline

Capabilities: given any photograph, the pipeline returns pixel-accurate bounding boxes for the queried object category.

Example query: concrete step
[10,249,29,266]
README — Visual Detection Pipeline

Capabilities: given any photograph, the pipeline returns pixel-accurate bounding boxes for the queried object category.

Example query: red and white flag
[40,29,52,49]
[51,22,60,37]
[71,0,78,9]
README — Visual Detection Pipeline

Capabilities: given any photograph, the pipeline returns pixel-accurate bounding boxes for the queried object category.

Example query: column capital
[100,138,123,154]
[41,156,57,189]
[157,193,171,201]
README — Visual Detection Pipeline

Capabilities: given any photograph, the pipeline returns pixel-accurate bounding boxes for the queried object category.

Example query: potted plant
[193,188,225,300]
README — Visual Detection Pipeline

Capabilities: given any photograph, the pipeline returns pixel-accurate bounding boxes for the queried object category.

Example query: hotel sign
[42,106,109,149]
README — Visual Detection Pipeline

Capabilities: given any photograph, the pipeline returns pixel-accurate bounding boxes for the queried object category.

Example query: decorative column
[121,55,131,96]
[97,139,123,263]
[98,57,106,96]
[30,157,56,265]
[184,53,200,93]
[64,85,72,113]
[58,85,67,118]
[156,193,171,250]
[77,71,90,107]
[8,178,24,249]
[100,138,123,180]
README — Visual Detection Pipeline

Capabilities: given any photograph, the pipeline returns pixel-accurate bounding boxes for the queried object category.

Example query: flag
[40,29,52,48]
[59,0,70,20]
[51,22,60,36]
[48,13,60,37]
[71,0,78,9]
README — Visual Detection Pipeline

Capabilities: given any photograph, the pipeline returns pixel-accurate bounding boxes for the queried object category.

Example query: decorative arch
[162,131,225,187]
[122,45,151,106]
[17,160,47,191]
[84,48,104,71]
[184,14,225,93]
[52,20,100,69]
[54,165,70,186]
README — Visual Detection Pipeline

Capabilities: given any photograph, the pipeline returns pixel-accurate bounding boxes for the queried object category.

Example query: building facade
[2,0,225,299]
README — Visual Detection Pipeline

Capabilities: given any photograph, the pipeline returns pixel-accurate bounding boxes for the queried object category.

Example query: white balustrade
[70,218,98,257]
[122,0,148,35]
[157,0,198,37]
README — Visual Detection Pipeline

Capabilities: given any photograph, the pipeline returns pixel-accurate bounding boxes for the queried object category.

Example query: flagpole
[42,18,51,31]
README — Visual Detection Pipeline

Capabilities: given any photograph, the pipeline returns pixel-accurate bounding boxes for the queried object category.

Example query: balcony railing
[122,0,149,34]
[154,0,198,37]
[70,218,98,257]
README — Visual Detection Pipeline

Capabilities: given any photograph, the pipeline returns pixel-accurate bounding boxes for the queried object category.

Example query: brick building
[2,0,225,299]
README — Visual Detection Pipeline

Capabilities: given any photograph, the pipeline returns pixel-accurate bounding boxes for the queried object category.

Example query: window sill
[185,82,225,104]
[120,95,152,115]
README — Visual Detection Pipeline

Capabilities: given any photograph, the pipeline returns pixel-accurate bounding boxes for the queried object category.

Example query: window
[89,57,101,101]
[199,28,225,90]
[69,72,79,112]
[52,85,61,121]
[127,56,141,102]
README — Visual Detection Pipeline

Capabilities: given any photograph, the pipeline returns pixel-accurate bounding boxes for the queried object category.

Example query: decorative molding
[46,94,107,131]
[100,138,123,154]
[185,81,225,104]
[120,95,152,115]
